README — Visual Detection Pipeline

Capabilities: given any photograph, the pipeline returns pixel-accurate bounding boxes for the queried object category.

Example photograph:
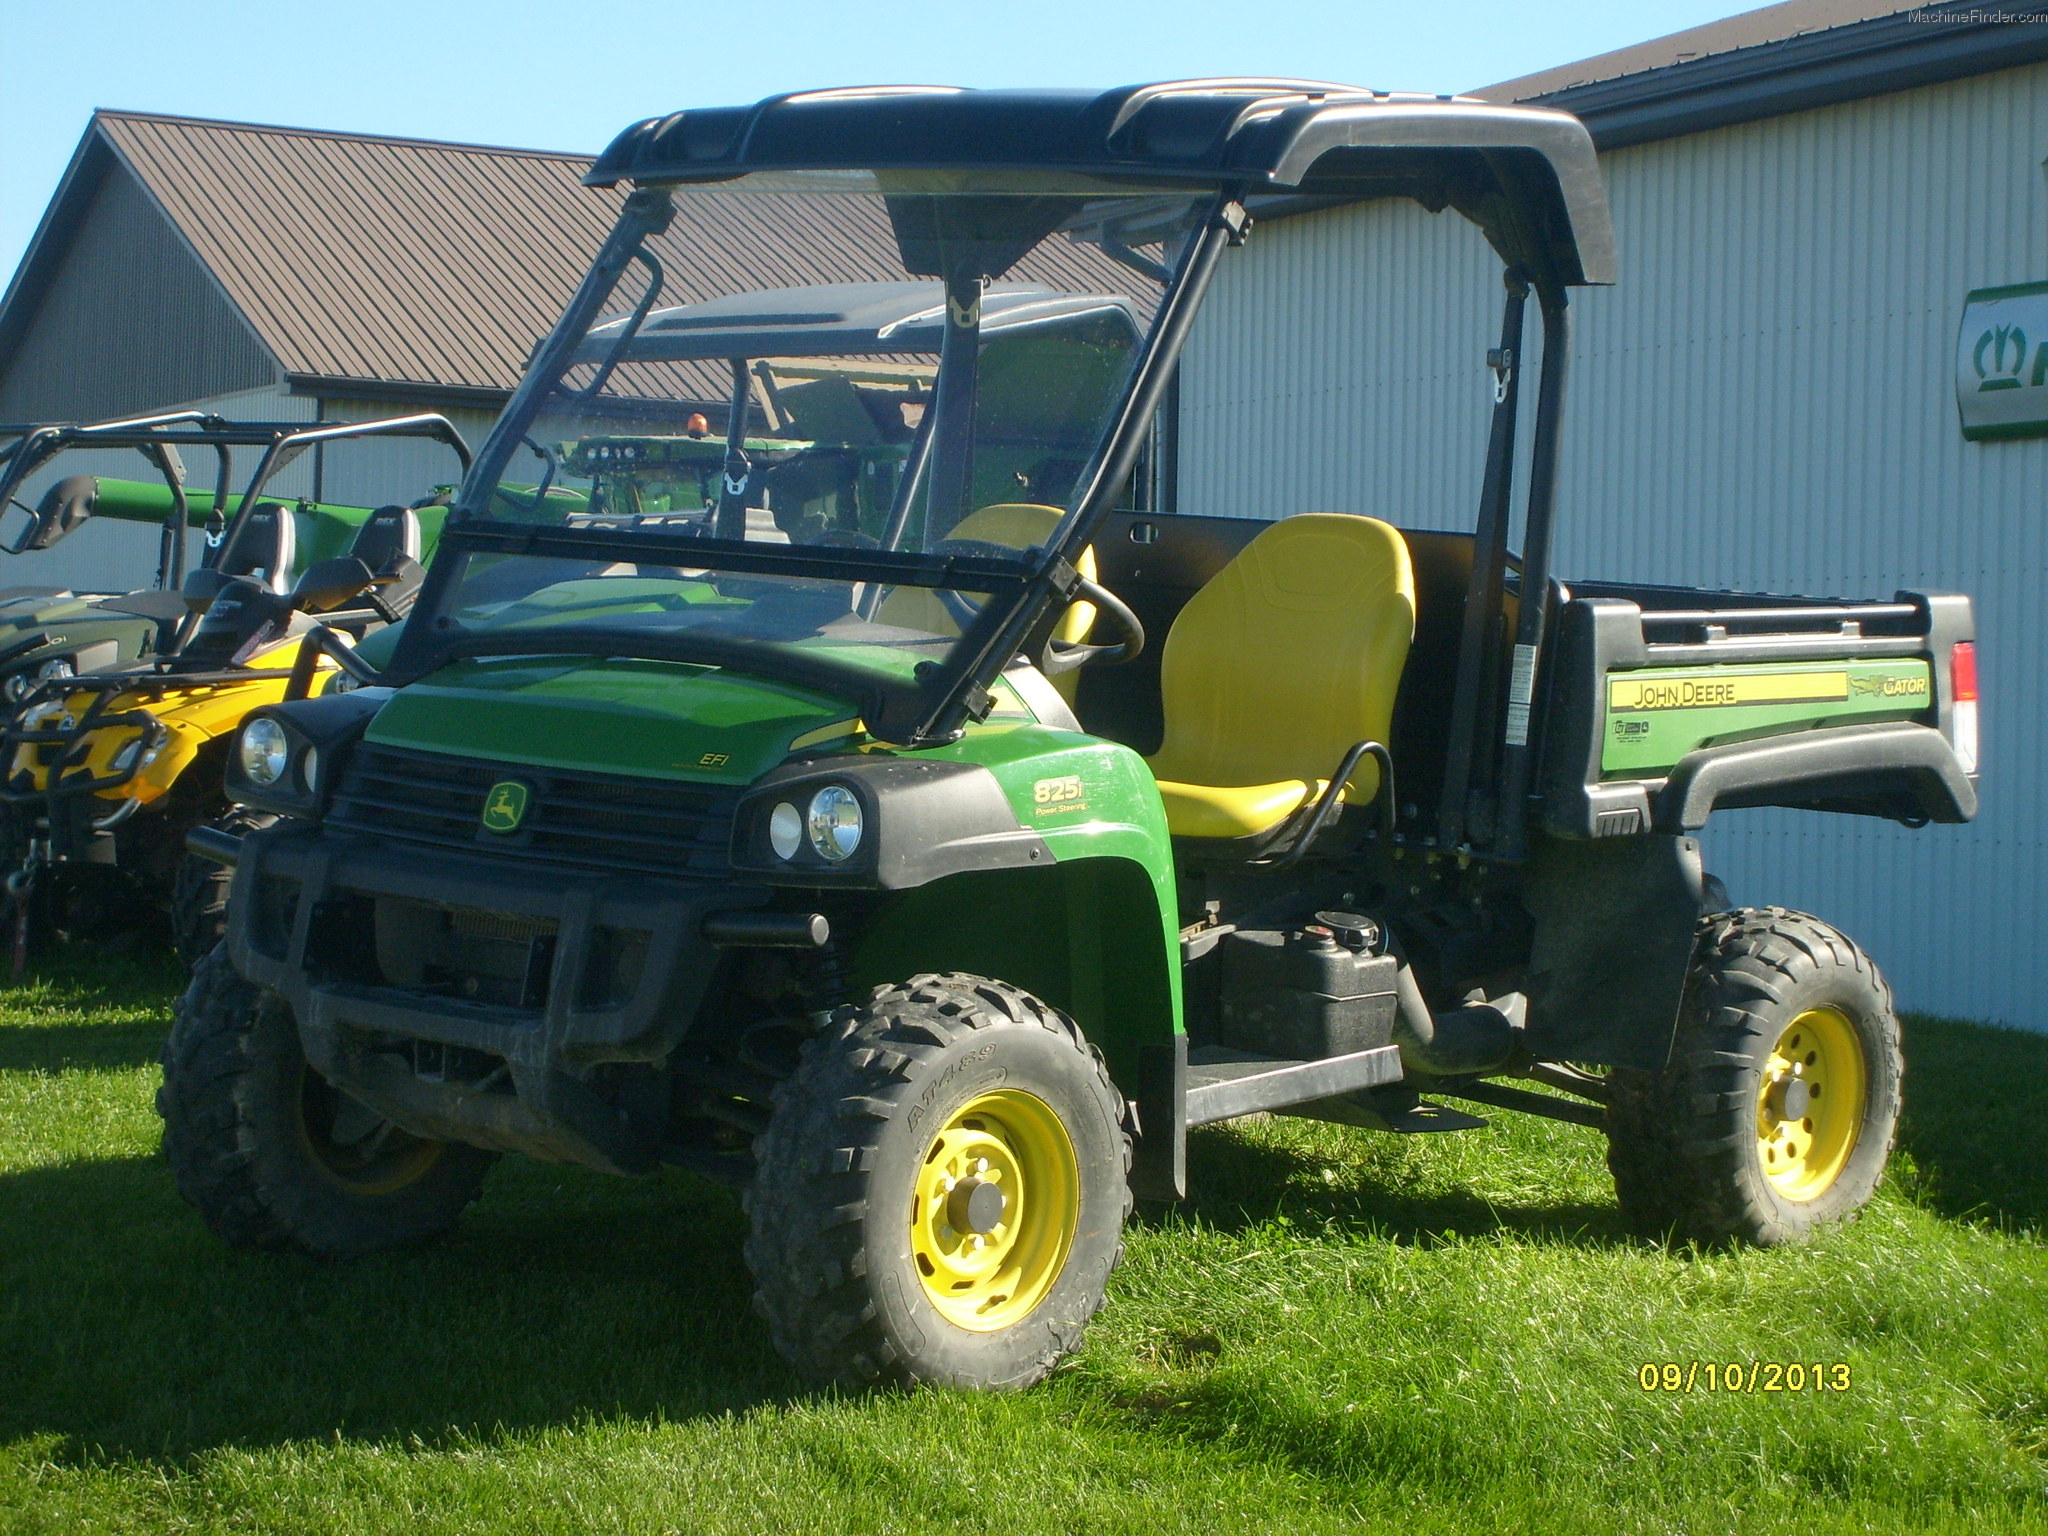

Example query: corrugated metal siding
[1177,60,2048,1028]
[0,164,275,422]
[320,397,497,511]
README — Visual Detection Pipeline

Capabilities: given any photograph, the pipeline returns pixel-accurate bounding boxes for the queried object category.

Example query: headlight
[2,674,27,704]
[36,657,73,683]
[806,785,863,862]
[768,800,803,861]
[239,718,290,786]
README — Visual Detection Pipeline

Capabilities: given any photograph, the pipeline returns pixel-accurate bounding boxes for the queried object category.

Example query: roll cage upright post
[1434,275,1574,861]
[923,194,1245,745]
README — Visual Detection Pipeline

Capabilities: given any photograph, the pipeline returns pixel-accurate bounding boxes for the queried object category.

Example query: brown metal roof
[94,111,619,397]
[1478,0,1914,101]
[78,111,1143,404]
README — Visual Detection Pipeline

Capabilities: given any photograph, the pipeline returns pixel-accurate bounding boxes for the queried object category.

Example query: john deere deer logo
[481,780,531,834]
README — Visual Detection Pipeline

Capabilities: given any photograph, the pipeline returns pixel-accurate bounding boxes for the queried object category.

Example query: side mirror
[181,565,230,612]
[19,475,98,553]
[290,555,375,615]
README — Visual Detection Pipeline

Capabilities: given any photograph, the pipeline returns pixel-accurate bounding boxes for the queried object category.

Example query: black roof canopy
[587,80,1616,287]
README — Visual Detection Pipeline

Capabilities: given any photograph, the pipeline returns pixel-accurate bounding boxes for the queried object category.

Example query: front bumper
[1,706,168,863]
[229,821,766,1173]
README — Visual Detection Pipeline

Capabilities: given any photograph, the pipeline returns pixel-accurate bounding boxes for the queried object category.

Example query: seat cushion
[1154,777,1325,840]
[1145,513,1415,840]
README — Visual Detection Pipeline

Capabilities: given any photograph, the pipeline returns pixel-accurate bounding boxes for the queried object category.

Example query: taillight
[1950,642,1978,775]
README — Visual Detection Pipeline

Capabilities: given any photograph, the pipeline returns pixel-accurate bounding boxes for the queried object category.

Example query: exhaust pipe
[1393,959,1523,1076]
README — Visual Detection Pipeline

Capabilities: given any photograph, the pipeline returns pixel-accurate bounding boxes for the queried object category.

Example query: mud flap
[1521,833,1704,1071]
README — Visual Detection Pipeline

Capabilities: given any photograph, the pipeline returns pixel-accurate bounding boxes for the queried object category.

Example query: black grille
[329,744,740,877]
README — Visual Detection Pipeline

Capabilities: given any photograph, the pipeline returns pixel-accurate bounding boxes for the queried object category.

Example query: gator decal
[1609,671,1850,712]
[1602,658,1934,777]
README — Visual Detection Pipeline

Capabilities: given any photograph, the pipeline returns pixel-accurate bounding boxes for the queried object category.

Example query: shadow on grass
[0,1151,808,1464]
[1,995,2034,1465]
[1898,1013,2048,1233]
[0,1022,166,1073]
[0,947,185,1009]
[1145,1122,1631,1249]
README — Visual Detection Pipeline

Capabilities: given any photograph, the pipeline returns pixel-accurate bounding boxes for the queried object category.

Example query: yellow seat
[1146,513,1416,841]
[875,503,1098,701]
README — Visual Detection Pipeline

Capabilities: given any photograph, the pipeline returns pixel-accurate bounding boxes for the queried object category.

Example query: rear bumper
[228,821,764,1172]
[1654,720,1977,832]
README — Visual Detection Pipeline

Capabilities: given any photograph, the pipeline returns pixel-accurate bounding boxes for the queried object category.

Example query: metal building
[1176,0,2048,1025]
[0,112,635,586]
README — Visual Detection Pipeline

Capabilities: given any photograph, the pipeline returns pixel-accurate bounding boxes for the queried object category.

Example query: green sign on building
[1957,280,2048,441]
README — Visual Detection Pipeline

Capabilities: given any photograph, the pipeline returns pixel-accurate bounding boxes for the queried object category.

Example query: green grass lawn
[2,952,2043,1535]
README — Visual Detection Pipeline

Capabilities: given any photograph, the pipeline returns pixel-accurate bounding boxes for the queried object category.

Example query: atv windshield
[409,173,1211,734]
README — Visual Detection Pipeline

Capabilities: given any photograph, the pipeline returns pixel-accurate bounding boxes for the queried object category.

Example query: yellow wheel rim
[910,1088,1078,1332]
[297,1065,444,1197]
[1756,1006,1866,1201]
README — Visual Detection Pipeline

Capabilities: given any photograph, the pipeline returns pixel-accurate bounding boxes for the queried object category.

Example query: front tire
[1606,909,1901,1246]
[745,974,1131,1389]
[158,948,494,1257]
[170,807,277,967]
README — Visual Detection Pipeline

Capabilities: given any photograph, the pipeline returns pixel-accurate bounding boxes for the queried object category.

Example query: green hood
[364,655,858,784]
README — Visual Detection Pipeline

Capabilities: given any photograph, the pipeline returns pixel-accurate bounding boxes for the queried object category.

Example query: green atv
[160,81,1979,1390]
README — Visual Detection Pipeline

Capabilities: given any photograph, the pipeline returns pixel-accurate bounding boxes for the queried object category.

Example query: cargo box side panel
[1602,658,1933,778]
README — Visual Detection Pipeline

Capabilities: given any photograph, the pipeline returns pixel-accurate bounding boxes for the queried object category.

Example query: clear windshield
[437,173,1207,689]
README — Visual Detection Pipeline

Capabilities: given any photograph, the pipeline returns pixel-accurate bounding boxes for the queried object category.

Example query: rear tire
[1606,908,1900,1246]
[745,973,1131,1389]
[170,807,276,967]
[158,948,494,1258]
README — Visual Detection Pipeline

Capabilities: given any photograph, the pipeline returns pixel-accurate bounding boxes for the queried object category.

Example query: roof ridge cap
[91,107,593,164]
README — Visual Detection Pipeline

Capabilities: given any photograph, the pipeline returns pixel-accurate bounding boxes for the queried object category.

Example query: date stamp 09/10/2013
[1637,1362,1853,1394]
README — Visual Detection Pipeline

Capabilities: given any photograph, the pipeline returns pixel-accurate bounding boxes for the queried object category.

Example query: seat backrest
[215,503,297,594]
[348,504,421,573]
[1147,513,1415,799]
[874,503,1098,695]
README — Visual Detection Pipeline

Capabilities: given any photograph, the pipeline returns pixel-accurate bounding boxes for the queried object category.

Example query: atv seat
[874,502,1098,701]
[348,504,422,572]
[215,503,298,594]
[1145,513,1415,841]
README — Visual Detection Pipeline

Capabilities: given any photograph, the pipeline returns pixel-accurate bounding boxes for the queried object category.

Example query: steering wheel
[914,540,1145,671]
[1042,576,1144,674]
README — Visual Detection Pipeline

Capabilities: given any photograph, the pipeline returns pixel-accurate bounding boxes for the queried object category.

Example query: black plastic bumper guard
[227,821,765,1175]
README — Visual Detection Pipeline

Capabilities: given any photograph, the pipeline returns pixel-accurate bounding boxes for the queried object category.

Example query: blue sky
[1,0,1750,283]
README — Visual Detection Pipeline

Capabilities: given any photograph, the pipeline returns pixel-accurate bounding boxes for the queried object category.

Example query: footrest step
[1185,1043,1403,1128]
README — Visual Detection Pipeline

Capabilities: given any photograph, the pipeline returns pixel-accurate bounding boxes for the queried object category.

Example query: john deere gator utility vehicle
[2,413,471,959]
[161,81,1979,1391]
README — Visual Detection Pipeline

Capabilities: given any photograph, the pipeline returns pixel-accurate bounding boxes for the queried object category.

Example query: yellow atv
[2,417,467,963]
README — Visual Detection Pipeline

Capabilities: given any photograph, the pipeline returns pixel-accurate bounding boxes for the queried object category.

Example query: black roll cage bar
[0,411,473,595]
[393,170,1575,858]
